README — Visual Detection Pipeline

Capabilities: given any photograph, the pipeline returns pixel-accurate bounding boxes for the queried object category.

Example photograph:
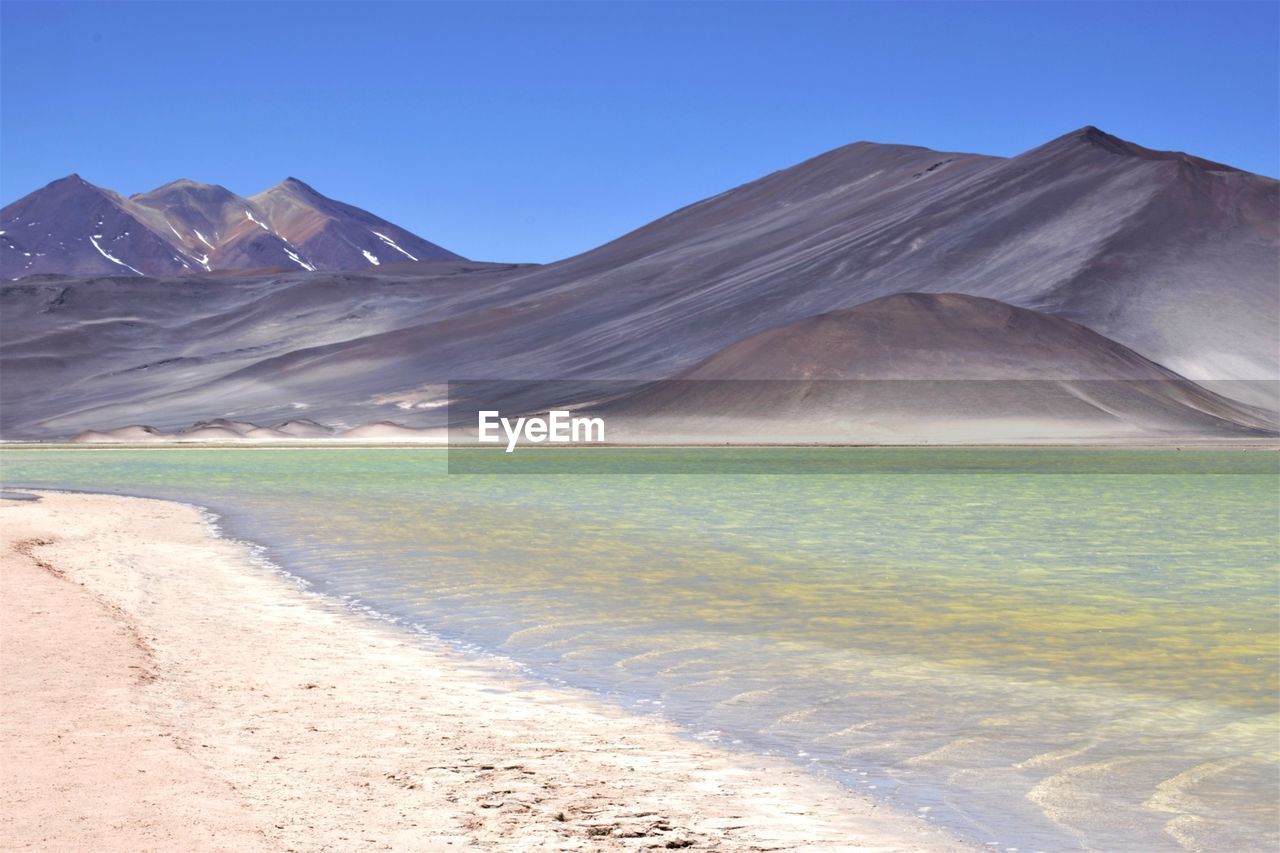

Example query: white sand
[0,491,971,851]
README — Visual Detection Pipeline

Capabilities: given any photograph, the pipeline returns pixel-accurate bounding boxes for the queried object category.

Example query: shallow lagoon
[3,447,1276,851]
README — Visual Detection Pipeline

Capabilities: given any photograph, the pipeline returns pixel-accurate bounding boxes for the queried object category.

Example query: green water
[2,447,1277,851]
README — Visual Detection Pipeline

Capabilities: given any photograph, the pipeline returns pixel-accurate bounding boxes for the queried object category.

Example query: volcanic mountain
[0,175,191,278]
[127,179,308,273]
[584,294,1277,443]
[250,178,455,271]
[0,176,461,279]
[0,126,1275,440]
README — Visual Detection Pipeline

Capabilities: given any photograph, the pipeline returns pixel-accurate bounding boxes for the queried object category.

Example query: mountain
[0,175,192,278]
[583,294,1276,443]
[251,178,461,270]
[447,124,1274,387]
[0,126,1275,440]
[126,179,313,272]
[0,176,462,279]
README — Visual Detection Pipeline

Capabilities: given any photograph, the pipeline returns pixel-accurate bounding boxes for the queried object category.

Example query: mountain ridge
[1,175,463,279]
[0,125,1275,440]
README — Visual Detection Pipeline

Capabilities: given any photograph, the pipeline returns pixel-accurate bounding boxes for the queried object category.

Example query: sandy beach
[0,490,970,851]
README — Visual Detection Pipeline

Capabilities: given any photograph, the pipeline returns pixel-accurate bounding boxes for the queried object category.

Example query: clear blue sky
[2,1,1276,263]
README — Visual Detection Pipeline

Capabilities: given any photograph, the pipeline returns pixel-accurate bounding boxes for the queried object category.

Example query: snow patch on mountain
[89,235,142,275]
[372,230,418,261]
[283,247,316,271]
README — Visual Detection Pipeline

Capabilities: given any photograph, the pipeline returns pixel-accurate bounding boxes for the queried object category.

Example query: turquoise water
[2,447,1277,851]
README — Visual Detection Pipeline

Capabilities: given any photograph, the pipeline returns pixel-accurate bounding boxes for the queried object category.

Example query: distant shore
[0,490,970,851]
[3,439,1278,449]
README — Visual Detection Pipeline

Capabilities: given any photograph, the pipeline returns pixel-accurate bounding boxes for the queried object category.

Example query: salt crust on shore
[0,491,972,851]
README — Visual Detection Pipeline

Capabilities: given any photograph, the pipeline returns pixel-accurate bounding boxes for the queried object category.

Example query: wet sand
[0,490,970,851]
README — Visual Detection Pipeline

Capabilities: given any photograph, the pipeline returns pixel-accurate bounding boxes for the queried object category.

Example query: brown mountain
[0,175,462,279]
[127,179,313,272]
[587,293,1276,443]
[250,178,461,270]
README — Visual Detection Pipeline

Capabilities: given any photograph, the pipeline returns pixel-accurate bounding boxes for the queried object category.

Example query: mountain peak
[249,176,464,266]
[46,173,104,193]
[678,290,1189,384]
[132,178,239,202]
[1046,125,1242,172]
[273,176,321,196]
[144,177,220,191]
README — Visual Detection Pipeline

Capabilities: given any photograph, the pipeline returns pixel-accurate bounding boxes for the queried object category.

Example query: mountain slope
[128,179,318,272]
[0,175,463,279]
[250,178,463,270]
[1,175,192,278]
[458,125,1276,386]
[129,179,248,256]
[0,126,1275,439]
[585,293,1275,442]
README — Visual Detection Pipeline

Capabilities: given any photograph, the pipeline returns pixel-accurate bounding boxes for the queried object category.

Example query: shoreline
[1,490,972,851]
[3,439,1279,449]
